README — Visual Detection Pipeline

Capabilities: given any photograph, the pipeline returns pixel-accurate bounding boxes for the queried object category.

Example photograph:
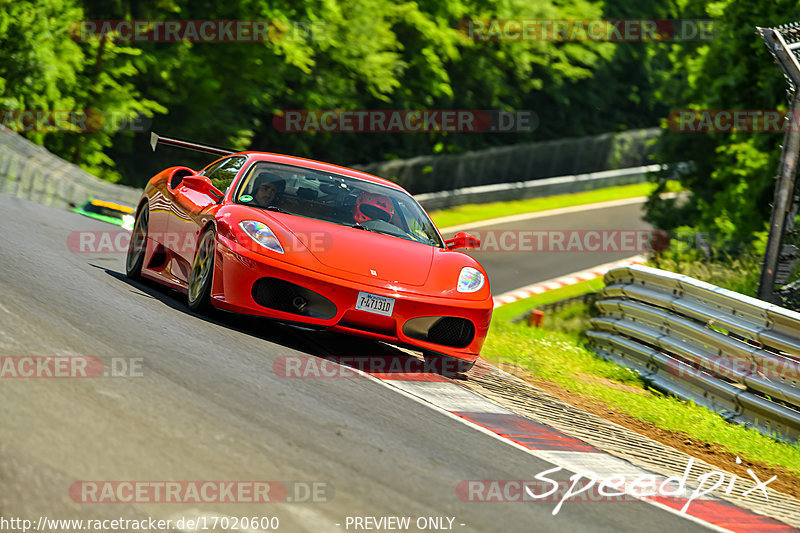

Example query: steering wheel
[360,219,419,240]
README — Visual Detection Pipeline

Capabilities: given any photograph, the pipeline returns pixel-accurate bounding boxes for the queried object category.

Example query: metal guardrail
[587,264,800,442]
[355,127,661,195]
[415,164,663,210]
[0,129,142,209]
[0,126,664,214]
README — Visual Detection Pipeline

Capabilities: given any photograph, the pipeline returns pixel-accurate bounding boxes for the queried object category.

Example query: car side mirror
[183,175,224,203]
[445,231,481,250]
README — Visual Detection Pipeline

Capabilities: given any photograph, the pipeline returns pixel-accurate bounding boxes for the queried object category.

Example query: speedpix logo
[457,458,775,516]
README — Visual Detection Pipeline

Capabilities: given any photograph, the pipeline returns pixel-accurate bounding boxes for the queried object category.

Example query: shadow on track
[94,265,468,380]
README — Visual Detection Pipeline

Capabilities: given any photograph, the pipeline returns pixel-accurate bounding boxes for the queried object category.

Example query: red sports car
[126,134,492,371]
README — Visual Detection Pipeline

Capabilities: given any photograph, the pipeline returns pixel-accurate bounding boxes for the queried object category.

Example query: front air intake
[252,278,336,319]
[403,316,475,348]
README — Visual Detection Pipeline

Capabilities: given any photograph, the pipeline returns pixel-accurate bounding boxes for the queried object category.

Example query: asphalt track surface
[0,194,709,532]
[440,198,653,295]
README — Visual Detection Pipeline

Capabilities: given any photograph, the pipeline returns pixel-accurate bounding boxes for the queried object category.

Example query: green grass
[539,302,594,338]
[429,181,683,229]
[492,277,606,322]
[485,281,800,475]
[446,177,799,472]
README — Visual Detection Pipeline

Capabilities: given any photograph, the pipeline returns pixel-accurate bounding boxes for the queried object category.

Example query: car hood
[282,216,435,286]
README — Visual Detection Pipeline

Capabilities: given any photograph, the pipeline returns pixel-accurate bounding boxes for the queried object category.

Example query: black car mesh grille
[427,317,475,348]
[251,278,336,319]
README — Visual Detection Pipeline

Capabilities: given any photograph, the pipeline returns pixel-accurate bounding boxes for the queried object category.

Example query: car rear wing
[150,132,235,156]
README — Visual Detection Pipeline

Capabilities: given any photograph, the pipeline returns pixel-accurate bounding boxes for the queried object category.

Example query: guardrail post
[0,150,11,194]
[42,173,55,207]
[757,24,800,302]
[15,162,31,198]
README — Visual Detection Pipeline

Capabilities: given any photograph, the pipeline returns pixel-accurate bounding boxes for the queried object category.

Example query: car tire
[126,204,149,279]
[423,351,475,375]
[188,227,216,313]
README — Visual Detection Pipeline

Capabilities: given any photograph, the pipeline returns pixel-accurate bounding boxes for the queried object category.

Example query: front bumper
[212,236,493,361]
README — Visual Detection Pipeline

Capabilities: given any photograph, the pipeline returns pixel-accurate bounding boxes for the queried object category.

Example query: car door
[167,155,248,282]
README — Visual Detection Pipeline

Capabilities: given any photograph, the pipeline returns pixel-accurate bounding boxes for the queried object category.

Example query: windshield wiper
[264,205,288,213]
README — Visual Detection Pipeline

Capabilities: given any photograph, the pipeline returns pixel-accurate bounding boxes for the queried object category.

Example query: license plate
[355,292,395,317]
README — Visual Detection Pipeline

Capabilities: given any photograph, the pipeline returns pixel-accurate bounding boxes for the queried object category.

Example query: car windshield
[235,162,444,248]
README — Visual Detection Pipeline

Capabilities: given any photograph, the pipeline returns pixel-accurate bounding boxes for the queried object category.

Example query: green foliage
[651,251,762,296]
[646,0,800,253]
[12,0,793,244]
[540,301,595,340]
[2,0,666,187]
[485,316,800,474]
[647,222,763,295]
[0,0,84,133]
[0,0,166,182]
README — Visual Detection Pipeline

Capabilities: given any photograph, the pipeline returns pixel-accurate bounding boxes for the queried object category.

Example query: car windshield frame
[233,161,445,249]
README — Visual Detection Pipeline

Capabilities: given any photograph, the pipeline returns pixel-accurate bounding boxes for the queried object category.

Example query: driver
[252,172,286,206]
[353,191,395,224]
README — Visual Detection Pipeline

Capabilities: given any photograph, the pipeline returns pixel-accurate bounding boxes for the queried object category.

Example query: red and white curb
[342,361,795,532]
[492,255,648,308]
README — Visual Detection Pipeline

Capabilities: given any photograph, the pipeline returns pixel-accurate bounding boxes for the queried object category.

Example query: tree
[646,0,800,250]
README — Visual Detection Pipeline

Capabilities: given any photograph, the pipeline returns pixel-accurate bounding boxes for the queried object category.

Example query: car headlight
[457,267,484,293]
[239,220,284,254]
